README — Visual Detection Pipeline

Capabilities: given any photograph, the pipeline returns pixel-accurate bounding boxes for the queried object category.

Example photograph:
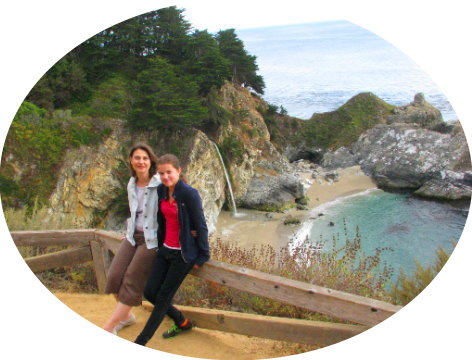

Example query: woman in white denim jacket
[102,144,160,334]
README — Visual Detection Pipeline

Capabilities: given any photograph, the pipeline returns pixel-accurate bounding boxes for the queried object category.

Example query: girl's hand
[191,230,197,237]
[193,264,200,270]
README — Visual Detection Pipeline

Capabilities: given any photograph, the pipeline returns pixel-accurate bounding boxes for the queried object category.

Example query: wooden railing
[11,229,402,346]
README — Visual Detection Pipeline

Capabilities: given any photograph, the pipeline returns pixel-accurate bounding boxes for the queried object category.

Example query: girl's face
[130,149,151,178]
[158,163,181,189]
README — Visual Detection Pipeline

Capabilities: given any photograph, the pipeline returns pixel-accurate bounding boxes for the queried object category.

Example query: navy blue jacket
[157,180,210,267]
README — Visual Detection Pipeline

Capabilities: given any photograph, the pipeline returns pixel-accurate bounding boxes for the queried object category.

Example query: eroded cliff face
[48,126,227,232]
[183,130,226,233]
[212,83,303,209]
[49,119,131,227]
[322,121,471,200]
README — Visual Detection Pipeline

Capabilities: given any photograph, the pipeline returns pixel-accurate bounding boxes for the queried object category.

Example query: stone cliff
[320,101,471,200]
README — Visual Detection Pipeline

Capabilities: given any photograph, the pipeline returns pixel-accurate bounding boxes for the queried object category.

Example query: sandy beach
[213,166,377,250]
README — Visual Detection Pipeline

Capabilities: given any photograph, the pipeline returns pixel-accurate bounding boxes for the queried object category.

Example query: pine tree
[129,57,207,132]
[216,29,265,94]
[181,30,231,95]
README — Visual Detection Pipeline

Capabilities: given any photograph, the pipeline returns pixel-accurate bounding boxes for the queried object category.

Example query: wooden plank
[11,230,95,247]
[89,239,111,293]
[142,303,368,346]
[25,246,92,273]
[94,230,122,254]
[191,260,401,327]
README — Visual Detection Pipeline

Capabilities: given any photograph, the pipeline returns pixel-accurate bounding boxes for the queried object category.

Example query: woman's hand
[193,264,200,270]
[191,230,197,237]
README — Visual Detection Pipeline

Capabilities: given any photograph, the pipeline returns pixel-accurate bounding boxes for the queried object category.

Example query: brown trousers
[104,231,157,306]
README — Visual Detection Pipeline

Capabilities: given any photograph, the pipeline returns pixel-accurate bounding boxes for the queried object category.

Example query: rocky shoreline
[213,165,378,250]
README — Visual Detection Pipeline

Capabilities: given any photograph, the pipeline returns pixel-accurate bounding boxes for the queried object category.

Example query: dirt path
[55,292,313,360]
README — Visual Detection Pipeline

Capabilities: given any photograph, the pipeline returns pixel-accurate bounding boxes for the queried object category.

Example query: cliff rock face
[183,130,226,233]
[49,126,226,232]
[323,122,471,200]
[386,93,443,129]
[49,119,131,227]
[213,82,305,210]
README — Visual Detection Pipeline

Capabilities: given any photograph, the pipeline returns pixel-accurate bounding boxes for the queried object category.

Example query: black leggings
[135,246,194,345]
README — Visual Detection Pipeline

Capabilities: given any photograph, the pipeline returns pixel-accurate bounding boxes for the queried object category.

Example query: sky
[0,1,471,359]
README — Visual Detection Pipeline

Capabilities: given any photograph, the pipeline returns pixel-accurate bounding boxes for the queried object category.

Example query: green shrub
[389,245,452,305]
[1,101,108,208]
[219,136,245,165]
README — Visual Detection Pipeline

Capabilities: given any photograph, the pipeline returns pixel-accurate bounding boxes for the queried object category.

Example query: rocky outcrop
[48,125,227,232]
[315,93,471,201]
[322,122,471,200]
[240,172,304,211]
[182,131,226,233]
[386,93,443,129]
[213,82,305,210]
[49,119,131,228]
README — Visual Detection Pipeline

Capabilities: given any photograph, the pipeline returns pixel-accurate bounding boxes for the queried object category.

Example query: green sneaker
[162,320,193,339]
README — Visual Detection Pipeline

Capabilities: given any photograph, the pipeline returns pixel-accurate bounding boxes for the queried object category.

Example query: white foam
[290,188,381,250]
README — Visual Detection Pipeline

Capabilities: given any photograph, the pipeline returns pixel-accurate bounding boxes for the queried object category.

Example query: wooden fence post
[89,235,111,293]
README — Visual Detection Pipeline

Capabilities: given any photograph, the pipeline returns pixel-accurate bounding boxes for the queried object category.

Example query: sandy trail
[55,292,313,360]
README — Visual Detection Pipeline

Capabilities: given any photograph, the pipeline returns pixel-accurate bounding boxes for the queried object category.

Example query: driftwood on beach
[11,229,402,346]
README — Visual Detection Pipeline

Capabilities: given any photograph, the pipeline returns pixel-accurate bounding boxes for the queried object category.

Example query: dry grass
[4,203,98,293]
[174,227,394,322]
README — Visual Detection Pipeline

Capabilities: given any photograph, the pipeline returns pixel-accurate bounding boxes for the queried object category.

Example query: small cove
[293,189,470,283]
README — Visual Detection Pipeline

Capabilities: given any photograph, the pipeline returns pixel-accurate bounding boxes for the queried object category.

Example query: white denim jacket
[125,174,161,249]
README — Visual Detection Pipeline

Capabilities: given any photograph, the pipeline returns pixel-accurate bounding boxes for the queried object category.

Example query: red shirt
[161,199,181,249]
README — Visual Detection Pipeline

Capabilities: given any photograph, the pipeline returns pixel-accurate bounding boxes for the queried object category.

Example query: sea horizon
[237,20,457,121]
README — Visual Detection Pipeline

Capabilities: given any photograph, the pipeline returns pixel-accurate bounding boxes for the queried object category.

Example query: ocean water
[293,189,469,282]
[236,20,468,282]
[237,20,457,121]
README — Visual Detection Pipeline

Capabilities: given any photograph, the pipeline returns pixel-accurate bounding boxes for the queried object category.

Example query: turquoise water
[296,189,469,283]
[237,20,457,121]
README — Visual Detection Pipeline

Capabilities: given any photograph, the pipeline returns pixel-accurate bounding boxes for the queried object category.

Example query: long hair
[128,143,158,178]
[157,154,187,183]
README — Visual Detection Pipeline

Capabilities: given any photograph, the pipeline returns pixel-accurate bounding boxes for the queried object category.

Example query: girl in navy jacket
[135,154,210,346]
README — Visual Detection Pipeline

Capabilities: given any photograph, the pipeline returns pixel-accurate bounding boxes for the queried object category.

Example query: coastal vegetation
[1,6,264,210]
[264,92,396,151]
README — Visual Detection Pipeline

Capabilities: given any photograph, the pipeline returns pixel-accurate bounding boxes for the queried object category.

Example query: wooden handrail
[12,229,402,327]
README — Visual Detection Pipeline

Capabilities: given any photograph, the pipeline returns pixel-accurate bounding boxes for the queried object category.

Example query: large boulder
[386,93,444,129]
[414,170,472,200]
[351,123,471,199]
[240,172,305,211]
[321,146,358,170]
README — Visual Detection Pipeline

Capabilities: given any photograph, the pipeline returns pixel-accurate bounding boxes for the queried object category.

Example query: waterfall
[212,142,238,215]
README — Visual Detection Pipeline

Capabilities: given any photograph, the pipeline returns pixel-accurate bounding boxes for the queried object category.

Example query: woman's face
[157,163,181,189]
[130,149,151,178]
